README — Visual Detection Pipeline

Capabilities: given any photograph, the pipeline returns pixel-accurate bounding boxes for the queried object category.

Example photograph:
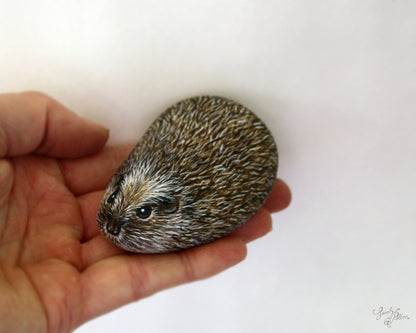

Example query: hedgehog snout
[106,218,126,236]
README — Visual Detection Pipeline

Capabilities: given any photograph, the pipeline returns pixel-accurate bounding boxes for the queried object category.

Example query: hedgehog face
[97,172,188,253]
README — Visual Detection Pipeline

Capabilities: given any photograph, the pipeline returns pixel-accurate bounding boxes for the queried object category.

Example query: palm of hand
[1,154,86,332]
[0,92,291,333]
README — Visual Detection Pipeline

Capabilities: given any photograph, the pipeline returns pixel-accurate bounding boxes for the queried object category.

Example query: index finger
[0,91,109,158]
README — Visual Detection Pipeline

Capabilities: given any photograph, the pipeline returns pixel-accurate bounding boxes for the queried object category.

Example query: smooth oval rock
[97,96,278,253]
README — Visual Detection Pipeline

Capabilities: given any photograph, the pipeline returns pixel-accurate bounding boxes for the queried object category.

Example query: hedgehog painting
[97,96,278,253]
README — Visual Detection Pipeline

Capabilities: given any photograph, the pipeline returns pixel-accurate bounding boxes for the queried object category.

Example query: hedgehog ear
[161,196,179,214]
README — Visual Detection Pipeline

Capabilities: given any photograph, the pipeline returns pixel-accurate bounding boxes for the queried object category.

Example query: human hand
[0,92,291,333]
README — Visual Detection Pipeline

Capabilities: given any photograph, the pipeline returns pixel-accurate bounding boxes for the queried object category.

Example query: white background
[1,1,415,332]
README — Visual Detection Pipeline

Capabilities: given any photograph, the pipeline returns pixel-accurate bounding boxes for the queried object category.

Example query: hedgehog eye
[107,189,119,205]
[107,175,125,205]
[136,205,152,219]
[162,197,179,214]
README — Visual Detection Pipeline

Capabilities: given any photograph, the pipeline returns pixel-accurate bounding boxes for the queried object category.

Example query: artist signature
[372,306,410,328]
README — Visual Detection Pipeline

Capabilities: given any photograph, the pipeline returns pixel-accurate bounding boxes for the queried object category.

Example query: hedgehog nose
[106,219,124,235]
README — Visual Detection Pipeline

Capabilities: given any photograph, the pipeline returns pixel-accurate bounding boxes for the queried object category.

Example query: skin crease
[0,92,292,333]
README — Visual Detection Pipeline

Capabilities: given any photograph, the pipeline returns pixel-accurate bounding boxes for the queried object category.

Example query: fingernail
[83,117,110,134]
